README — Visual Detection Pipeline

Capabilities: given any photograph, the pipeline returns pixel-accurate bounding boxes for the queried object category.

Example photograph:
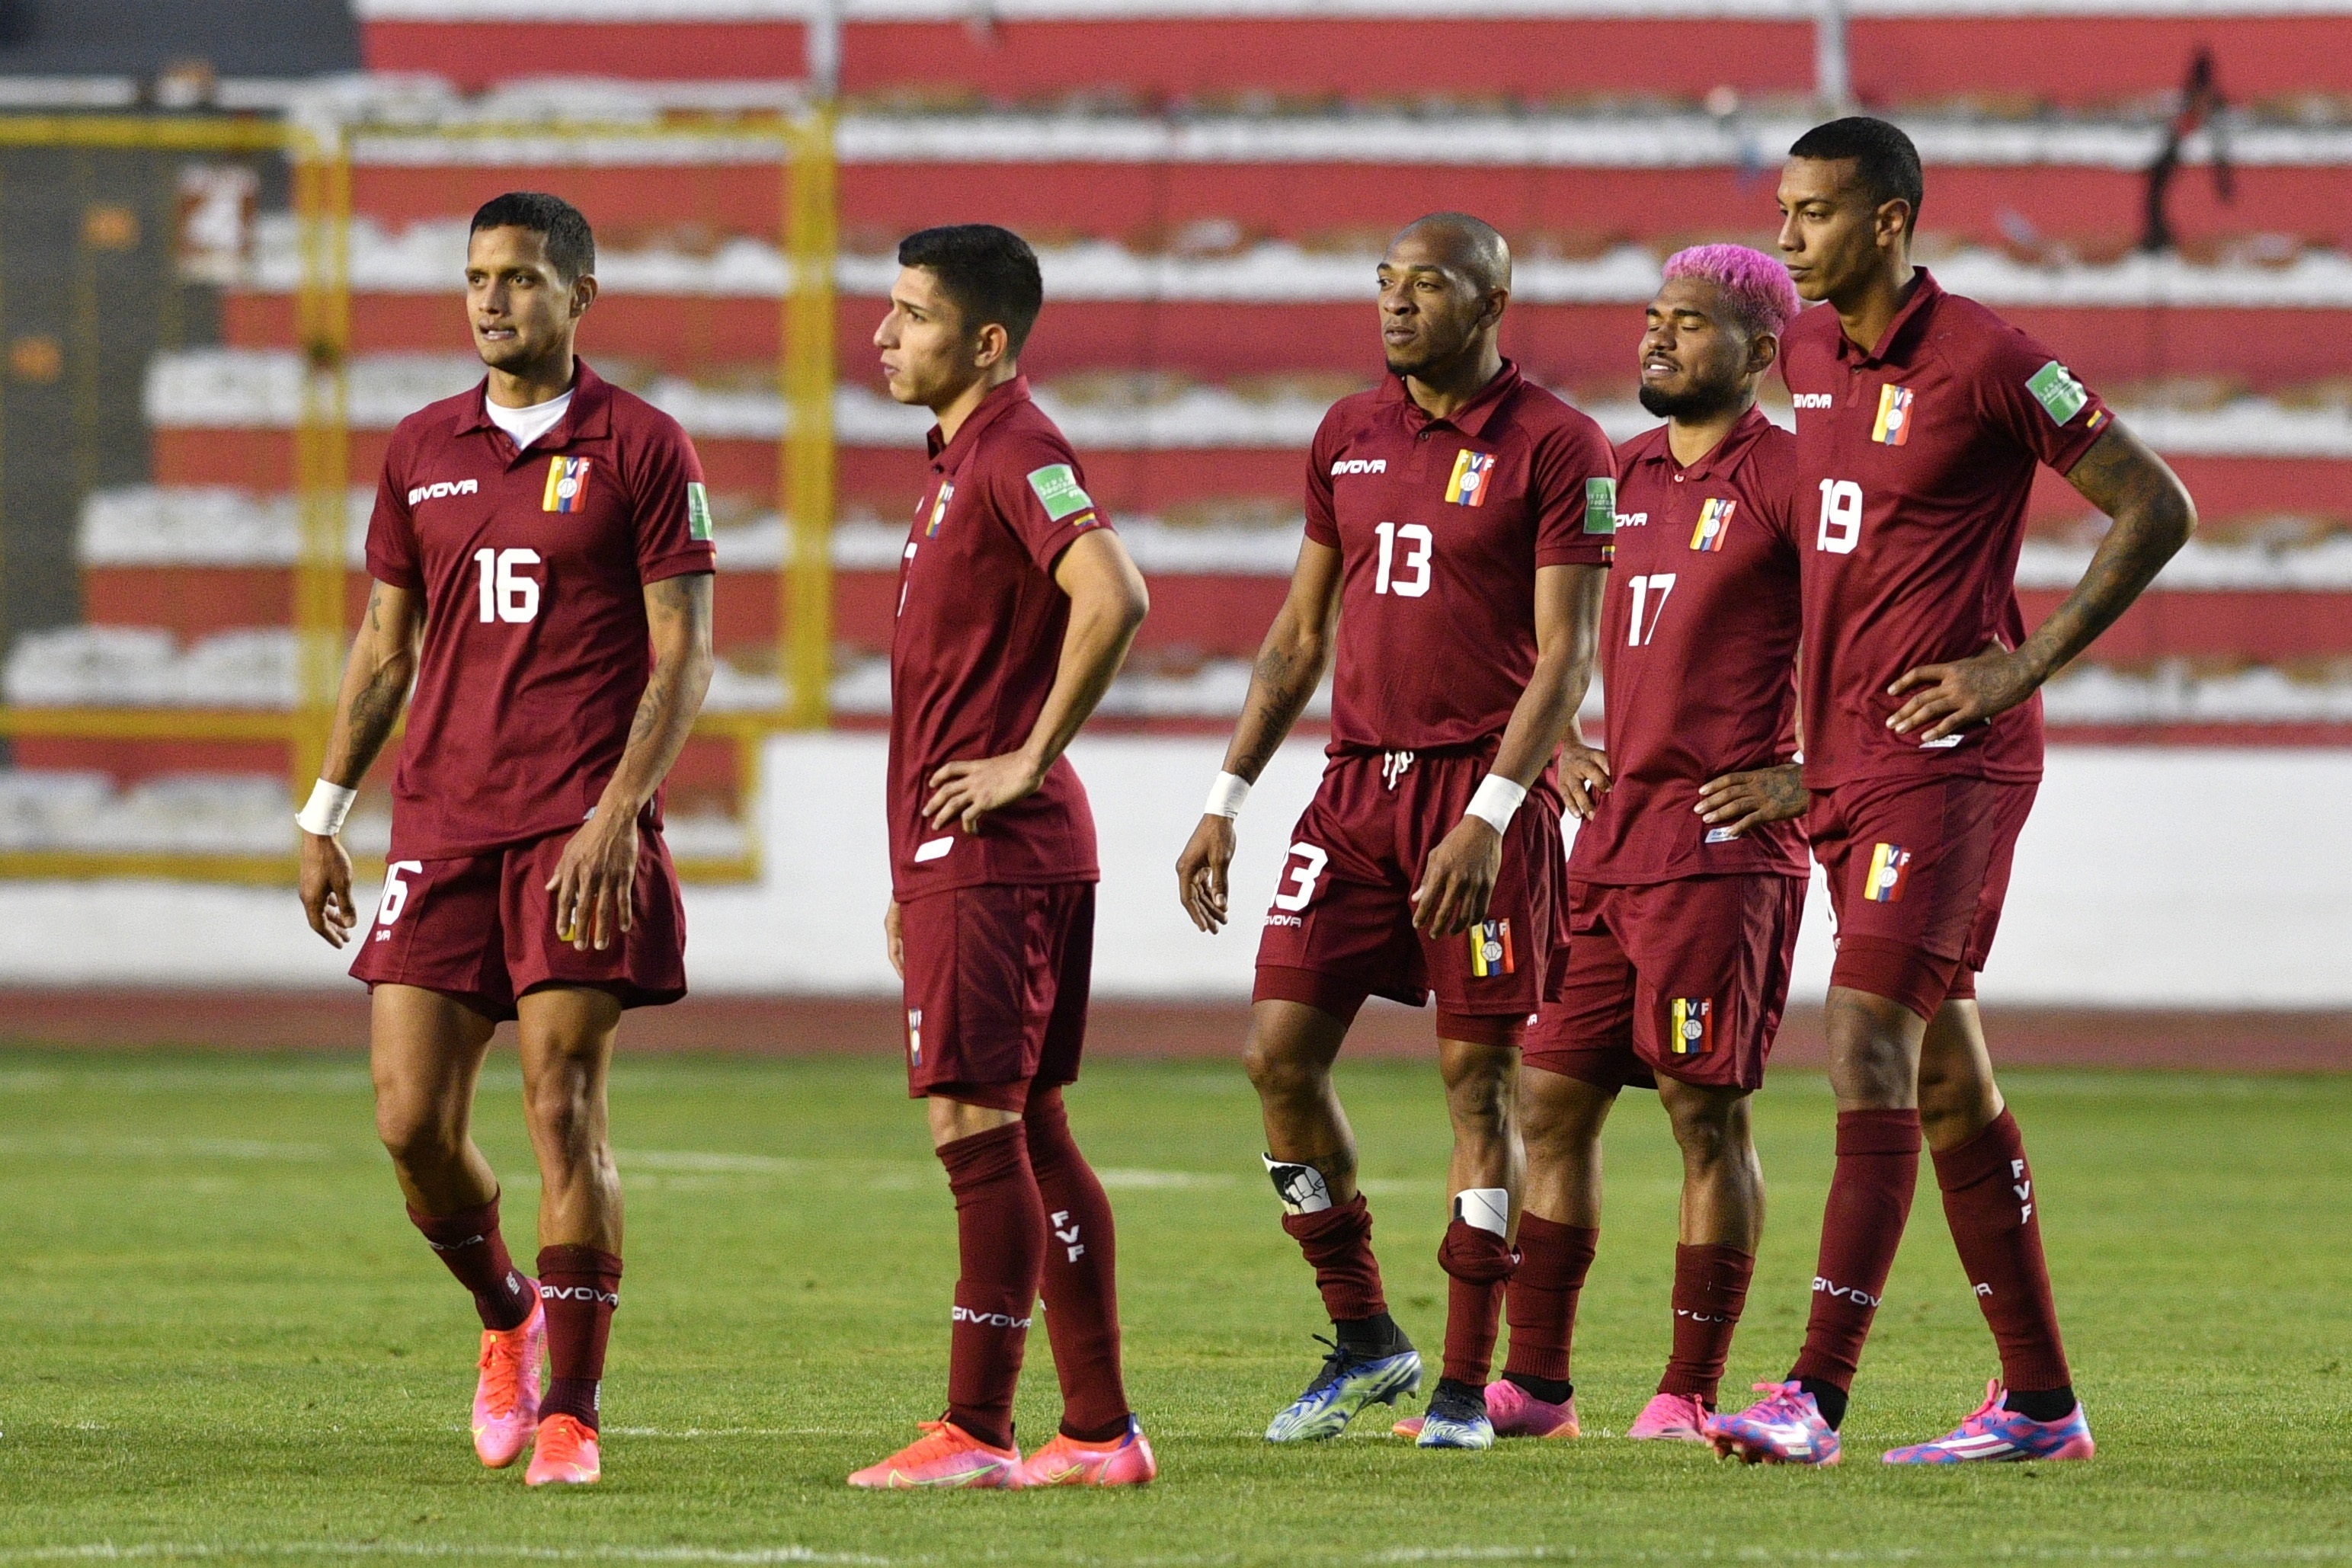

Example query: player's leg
[1490,1061,1612,1438]
[1881,986,2091,1463]
[1637,1078,1760,1441]
[514,983,624,1486]
[1411,1027,1524,1448]
[1250,995,1424,1440]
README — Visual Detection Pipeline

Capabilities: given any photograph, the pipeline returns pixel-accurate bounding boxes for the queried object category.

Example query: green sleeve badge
[686,481,713,542]
[2027,360,2089,426]
[1583,476,1617,535]
[1027,462,1096,523]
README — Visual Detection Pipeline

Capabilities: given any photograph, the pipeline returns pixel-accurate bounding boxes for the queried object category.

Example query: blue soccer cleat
[1410,1379,1495,1450]
[1265,1335,1423,1442]
[1880,1380,2094,1464]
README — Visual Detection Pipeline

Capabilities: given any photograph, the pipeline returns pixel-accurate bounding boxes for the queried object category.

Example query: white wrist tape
[1205,770,1252,820]
[295,779,357,837]
[1464,773,1528,834]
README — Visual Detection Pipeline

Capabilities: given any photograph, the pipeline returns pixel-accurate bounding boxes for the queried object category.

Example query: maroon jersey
[1780,270,2112,788]
[1572,408,1806,885]
[1305,361,1616,753]
[366,360,716,858]
[888,376,1107,898]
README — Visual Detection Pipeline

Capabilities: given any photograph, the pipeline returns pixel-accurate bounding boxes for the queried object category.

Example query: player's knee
[1519,1071,1609,1157]
[1661,1086,1750,1171]
[374,1096,462,1171]
[520,1069,601,1151]
[1242,1032,1327,1104]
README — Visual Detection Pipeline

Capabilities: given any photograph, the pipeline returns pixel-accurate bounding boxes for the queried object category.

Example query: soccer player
[1176,213,1614,1451]
[297,191,717,1487]
[850,225,1157,1490]
[1464,246,1811,1446]
[1706,118,2194,1466]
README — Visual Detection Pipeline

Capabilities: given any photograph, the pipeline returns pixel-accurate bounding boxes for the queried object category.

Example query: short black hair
[469,191,596,283]
[896,224,1044,355]
[1789,116,1925,233]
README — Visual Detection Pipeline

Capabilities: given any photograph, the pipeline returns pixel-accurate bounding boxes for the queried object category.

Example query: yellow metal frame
[0,110,840,886]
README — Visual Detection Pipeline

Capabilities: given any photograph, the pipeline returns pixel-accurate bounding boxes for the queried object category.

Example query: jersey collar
[455,358,615,453]
[927,373,1032,469]
[1835,267,1944,369]
[1381,356,1523,440]
[1628,402,1775,483]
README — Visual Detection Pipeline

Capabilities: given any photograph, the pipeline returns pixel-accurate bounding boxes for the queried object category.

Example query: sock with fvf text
[1933,1108,2074,1401]
[1659,1243,1754,1404]
[1023,1087,1131,1443]
[1787,1108,1921,1426]
[1282,1192,1388,1326]
[1499,1214,1596,1400]
[938,1121,1045,1451]
[408,1194,536,1332]
[536,1244,622,1430]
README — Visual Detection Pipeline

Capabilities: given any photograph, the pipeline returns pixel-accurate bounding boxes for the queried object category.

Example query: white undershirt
[483,387,573,453]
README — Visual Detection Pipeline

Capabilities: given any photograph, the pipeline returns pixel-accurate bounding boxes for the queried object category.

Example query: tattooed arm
[1175,537,1343,933]
[1887,421,2196,742]
[300,580,424,946]
[545,571,717,953]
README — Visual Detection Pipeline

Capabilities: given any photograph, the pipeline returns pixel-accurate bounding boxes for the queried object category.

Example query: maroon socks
[1934,1109,2072,1395]
[1660,1243,1755,1403]
[1500,1214,1598,1395]
[408,1195,536,1332]
[938,1121,1046,1451]
[1437,1214,1516,1387]
[1022,1088,1132,1443]
[537,1244,622,1430]
[1281,1191,1389,1323]
[1790,1109,1921,1419]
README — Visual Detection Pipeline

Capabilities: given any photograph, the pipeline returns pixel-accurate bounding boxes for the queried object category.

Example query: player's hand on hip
[1559,741,1612,821]
[883,901,904,979]
[299,831,357,948]
[1886,640,2040,743]
[1695,761,1810,839]
[546,810,638,953]
[1413,817,1502,939]
[1176,814,1237,933]
[923,751,1045,834]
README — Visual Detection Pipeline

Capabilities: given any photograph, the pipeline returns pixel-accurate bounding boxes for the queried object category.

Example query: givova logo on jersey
[1468,919,1515,978]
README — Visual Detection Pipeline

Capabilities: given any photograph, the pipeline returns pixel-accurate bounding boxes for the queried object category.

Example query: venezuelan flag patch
[542,455,590,513]
[1871,384,1915,446]
[1690,496,1736,552]
[1445,449,1496,507]
[1468,919,1515,978]
[1667,997,1714,1055]
[1864,841,1912,903]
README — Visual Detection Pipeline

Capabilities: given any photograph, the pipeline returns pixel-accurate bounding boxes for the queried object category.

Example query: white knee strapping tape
[1452,1186,1510,1237]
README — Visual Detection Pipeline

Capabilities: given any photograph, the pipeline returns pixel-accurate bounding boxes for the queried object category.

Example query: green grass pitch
[2,1045,2350,1565]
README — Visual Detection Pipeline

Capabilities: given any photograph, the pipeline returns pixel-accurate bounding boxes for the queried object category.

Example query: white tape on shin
[1452,1186,1510,1237]
[1263,1154,1333,1214]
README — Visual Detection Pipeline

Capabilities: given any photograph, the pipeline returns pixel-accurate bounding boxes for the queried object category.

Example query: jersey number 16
[473,546,542,623]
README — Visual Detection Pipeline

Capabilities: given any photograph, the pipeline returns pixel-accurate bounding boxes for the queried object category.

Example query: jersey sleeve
[628,415,719,584]
[363,427,424,591]
[1531,411,1618,568]
[990,432,1114,577]
[1972,321,2114,478]
[1302,406,1344,549]
[1745,427,1806,555]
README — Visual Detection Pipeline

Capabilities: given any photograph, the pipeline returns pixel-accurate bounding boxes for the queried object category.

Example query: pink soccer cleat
[1627,1391,1713,1443]
[1880,1380,2094,1464]
[1704,1381,1842,1465]
[471,1294,545,1468]
[1013,1417,1158,1487]
[1393,1379,1579,1441]
[523,1413,600,1486]
[847,1419,1021,1490]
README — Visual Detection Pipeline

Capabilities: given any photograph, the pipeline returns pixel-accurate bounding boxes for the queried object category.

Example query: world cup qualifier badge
[1468,919,1515,978]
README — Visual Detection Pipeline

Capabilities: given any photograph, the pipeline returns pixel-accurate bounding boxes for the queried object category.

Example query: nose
[1776,213,1802,254]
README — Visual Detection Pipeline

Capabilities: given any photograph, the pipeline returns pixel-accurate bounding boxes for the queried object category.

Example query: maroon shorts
[349,827,687,1022]
[1808,773,2038,1020]
[1253,744,1565,1045]
[899,880,1093,1112]
[1525,874,1806,1093]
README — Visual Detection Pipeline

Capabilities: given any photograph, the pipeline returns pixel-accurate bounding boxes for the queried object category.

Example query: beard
[1637,377,1746,422]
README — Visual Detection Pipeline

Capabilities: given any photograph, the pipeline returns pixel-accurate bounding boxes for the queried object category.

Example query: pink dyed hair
[1661,243,1801,341]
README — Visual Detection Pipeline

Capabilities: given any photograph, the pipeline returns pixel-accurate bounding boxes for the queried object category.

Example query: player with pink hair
[1403,244,1816,1444]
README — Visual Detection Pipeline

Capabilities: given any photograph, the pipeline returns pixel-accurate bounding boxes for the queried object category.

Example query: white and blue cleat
[1412,1381,1495,1450]
[1265,1336,1424,1442]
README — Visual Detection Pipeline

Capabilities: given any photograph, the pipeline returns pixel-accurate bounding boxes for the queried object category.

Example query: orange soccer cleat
[471,1297,546,1468]
[523,1413,601,1486]
[1013,1417,1157,1488]
[847,1419,1021,1490]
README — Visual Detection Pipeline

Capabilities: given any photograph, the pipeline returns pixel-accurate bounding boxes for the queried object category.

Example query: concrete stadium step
[352,2,2352,110]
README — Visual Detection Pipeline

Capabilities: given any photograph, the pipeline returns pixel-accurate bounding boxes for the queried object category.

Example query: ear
[971,321,1010,372]
[569,274,598,320]
[1477,283,1511,331]
[1747,329,1780,378]
[1874,198,1915,252]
